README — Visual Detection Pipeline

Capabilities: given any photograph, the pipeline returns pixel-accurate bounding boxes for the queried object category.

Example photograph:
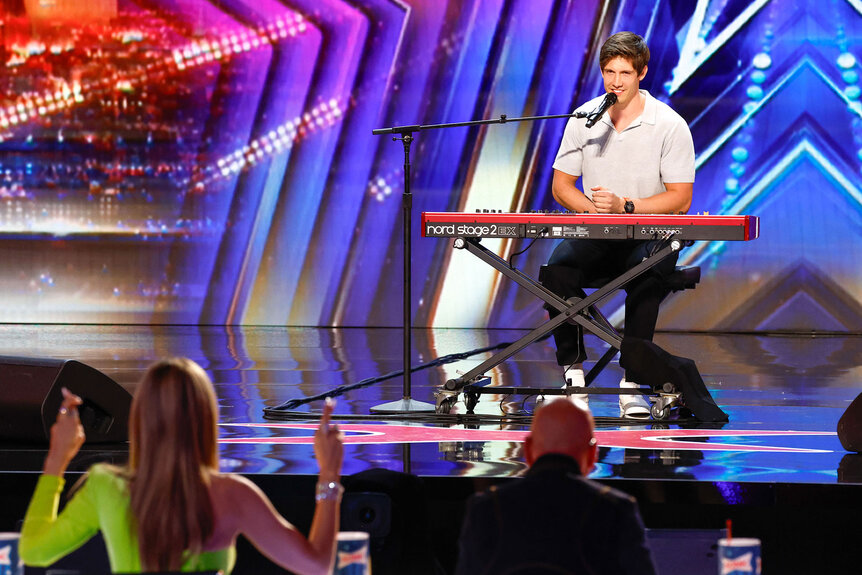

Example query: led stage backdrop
[0,0,860,330]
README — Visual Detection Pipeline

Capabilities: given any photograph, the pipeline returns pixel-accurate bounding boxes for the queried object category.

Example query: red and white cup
[718,537,761,575]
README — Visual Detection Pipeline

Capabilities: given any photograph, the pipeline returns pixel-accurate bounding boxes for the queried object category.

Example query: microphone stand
[369,110,593,414]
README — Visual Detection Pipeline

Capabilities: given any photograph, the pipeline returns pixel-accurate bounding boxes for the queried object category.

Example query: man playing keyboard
[541,31,695,418]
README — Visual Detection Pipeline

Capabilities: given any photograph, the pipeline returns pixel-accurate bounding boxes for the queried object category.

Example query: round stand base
[369,398,436,413]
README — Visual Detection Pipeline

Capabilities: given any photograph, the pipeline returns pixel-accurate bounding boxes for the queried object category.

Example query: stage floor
[0,324,858,483]
[3,325,862,574]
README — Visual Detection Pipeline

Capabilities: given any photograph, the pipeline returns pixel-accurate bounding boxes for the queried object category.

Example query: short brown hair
[599,31,650,74]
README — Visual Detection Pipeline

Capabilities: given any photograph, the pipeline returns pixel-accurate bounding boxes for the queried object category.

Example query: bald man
[454,400,657,575]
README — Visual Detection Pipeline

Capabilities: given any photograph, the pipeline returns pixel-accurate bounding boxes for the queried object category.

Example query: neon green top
[20,464,235,573]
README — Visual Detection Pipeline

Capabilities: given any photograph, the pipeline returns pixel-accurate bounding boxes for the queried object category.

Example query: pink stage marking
[219,423,835,453]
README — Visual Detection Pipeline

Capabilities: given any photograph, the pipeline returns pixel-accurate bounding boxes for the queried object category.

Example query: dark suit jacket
[454,454,657,575]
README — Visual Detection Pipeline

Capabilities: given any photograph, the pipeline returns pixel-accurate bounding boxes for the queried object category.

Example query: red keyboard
[421,212,759,242]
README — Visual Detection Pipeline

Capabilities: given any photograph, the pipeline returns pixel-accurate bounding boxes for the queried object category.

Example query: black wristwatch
[624,200,635,214]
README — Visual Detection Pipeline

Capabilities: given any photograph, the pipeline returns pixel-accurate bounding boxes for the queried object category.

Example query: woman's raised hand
[43,387,86,476]
[313,398,344,483]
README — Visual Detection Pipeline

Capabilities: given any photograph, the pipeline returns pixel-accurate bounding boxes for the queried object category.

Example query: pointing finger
[320,397,336,431]
[61,387,83,406]
[60,387,83,419]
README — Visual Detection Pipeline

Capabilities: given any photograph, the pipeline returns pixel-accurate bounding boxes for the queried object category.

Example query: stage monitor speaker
[342,468,444,575]
[837,392,862,452]
[0,356,132,443]
[341,491,392,539]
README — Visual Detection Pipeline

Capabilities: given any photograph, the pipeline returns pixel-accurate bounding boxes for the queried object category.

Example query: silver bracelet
[315,481,344,502]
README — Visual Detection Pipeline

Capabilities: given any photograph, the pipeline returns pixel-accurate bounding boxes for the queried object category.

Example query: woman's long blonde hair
[128,357,219,571]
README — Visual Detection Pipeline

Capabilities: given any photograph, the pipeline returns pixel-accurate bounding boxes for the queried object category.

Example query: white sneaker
[564,367,588,405]
[619,378,650,419]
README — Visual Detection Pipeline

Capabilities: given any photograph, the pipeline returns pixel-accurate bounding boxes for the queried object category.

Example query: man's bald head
[525,399,597,474]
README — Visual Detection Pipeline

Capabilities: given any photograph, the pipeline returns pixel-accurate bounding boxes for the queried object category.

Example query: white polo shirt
[552,90,695,200]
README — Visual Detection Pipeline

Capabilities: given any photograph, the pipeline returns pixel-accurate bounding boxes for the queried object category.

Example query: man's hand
[590,186,625,214]
[552,170,597,213]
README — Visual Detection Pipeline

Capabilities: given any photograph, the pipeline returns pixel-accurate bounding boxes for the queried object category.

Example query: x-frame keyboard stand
[434,234,685,414]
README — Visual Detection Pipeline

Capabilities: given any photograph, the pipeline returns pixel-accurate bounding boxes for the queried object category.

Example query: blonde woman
[20,357,344,574]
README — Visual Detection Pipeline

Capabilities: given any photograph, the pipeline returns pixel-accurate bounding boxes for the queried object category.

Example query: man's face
[601,56,647,108]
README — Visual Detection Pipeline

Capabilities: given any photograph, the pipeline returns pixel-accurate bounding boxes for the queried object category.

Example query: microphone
[583,92,617,128]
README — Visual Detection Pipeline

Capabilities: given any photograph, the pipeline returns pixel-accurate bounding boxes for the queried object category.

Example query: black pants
[541,239,679,370]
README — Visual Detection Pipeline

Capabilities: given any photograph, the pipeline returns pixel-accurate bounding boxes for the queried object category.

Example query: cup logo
[337,547,368,569]
[335,531,370,574]
[720,551,753,574]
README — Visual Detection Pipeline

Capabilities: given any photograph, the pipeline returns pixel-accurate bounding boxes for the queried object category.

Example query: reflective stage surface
[0,325,859,483]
